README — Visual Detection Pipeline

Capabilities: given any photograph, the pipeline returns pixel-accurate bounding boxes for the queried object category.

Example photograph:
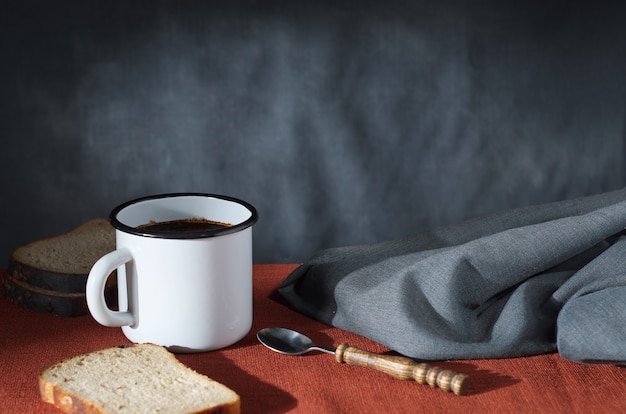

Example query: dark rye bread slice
[1,275,90,316]
[1,219,116,316]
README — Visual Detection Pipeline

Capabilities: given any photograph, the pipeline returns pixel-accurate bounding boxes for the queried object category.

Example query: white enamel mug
[86,193,258,353]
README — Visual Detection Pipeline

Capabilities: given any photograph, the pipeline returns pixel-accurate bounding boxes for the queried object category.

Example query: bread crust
[1,273,89,316]
[39,375,107,414]
[6,254,90,292]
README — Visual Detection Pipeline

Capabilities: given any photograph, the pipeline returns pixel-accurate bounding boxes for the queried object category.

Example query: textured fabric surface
[279,188,626,362]
[1,265,625,413]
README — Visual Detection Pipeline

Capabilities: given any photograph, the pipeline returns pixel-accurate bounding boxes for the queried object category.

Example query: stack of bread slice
[1,219,116,316]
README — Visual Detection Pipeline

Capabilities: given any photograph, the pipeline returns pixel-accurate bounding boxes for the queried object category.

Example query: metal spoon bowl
[257,327,334,355]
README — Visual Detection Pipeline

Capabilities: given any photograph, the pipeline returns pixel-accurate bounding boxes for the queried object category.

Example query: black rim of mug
[109,192,258,239]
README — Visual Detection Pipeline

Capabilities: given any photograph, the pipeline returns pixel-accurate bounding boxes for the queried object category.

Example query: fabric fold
[278,188,626,363]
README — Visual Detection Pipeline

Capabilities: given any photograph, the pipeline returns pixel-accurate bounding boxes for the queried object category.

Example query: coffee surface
[137,218,231,233]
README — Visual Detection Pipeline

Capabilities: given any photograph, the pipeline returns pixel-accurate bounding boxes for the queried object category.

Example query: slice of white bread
[39,343,241,414]
[2,219,116,316]
[10,218,115,277]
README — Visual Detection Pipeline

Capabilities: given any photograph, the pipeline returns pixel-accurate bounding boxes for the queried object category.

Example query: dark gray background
[1,0,624,264]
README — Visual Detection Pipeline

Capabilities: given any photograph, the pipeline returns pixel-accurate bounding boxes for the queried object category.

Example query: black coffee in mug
[137,218,231,233]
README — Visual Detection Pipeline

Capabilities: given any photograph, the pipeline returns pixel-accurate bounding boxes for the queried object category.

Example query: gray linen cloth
[278,188,626,364]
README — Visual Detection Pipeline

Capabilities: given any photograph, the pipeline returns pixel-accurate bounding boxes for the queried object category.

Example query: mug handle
[86,248,135,327]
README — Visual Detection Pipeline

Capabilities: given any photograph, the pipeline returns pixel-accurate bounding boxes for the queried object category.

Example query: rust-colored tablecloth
[1,265,624,413]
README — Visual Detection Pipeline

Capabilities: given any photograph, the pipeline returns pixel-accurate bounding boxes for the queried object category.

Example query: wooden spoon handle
[335,343,469,396]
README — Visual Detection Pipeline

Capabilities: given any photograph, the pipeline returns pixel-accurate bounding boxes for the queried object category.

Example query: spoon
[257,327,469,396]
